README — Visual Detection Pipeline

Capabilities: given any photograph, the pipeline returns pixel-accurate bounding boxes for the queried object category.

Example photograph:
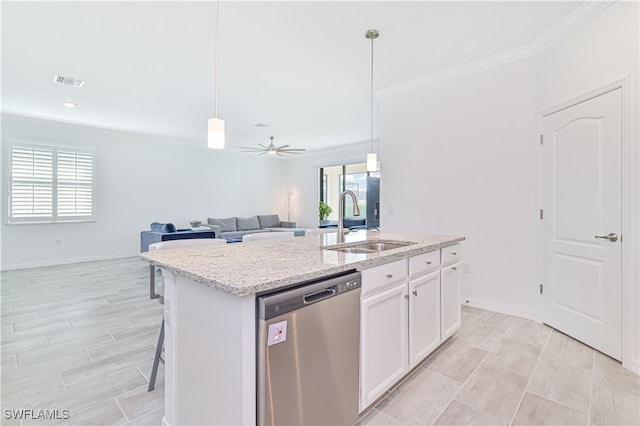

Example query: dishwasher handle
[304,286,336,304]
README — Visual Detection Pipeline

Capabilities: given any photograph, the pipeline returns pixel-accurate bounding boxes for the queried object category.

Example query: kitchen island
[140,230,464,426]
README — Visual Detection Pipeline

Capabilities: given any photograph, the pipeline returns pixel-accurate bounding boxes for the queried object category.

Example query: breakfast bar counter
[140,231,464,296]
[139,231,465,426]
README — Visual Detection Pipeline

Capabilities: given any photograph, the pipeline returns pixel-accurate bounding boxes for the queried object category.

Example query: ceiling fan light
[208,117,225,149]
[367,152,378,172]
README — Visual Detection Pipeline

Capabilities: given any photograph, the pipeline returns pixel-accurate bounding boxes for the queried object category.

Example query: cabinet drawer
[361,259,408,298]
[409,250,440,278]
[441,244,461,266]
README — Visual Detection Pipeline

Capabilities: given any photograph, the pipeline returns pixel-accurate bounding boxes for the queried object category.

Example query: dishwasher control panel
[337,279,361,293]
[258,271,361,320]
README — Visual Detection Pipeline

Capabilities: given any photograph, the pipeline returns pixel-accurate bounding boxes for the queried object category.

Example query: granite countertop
[139,231,465,296]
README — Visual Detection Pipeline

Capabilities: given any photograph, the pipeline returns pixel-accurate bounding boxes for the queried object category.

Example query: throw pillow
[207,217,237,232]
[150,222,177,233]
[257,214,280,228]
[237,216,260,231]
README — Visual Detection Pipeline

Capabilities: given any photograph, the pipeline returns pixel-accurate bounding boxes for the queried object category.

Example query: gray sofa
[205,214,305,239]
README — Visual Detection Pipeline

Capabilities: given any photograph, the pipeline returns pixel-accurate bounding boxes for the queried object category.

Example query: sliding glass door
[319,163,380,229]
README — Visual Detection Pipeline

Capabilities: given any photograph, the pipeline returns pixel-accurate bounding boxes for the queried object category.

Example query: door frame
[536,75,639,373]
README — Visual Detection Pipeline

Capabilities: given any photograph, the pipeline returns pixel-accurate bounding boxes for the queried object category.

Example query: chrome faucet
[337,190,361,243]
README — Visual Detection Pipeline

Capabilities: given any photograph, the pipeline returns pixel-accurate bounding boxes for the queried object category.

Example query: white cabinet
[360,259,408,410]
[441,243,461,267]
[409,270,441,367]
[359,245,462,412]
[360,281,408,410]
[441,262,462,340]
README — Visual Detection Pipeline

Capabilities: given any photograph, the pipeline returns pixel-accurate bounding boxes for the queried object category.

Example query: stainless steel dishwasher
[257,271,361,426]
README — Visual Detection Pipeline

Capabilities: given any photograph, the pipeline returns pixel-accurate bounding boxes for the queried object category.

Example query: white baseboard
[0,252,139,271]
[463,297,539,323]
[623,357,640,375]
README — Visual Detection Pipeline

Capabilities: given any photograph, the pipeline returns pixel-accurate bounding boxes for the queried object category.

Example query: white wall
[0,114,288,269]
[534,1,640,371]
[378,1,639,370]
[285,142,372,229]
[379,59,537,319]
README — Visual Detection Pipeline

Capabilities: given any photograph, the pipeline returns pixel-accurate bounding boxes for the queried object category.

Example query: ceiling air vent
[53,75,85,88]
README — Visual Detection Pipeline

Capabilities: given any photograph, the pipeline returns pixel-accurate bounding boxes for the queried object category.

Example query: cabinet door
[441,263,461,340]
[409,270,441,367]
[360,282,409,411]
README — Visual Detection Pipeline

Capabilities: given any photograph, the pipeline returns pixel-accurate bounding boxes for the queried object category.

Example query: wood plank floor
[2,258,638,425]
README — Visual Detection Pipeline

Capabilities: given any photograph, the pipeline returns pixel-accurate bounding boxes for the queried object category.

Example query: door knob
[595,233,618,242]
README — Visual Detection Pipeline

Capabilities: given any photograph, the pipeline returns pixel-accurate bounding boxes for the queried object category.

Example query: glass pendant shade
[208,117,225,149]
[367,152,377,172]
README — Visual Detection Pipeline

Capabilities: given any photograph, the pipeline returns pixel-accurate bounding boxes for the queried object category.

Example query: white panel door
[440,263,461,340]
[542,88,622,360]
[409,270,441,367]
[359,282,409,411]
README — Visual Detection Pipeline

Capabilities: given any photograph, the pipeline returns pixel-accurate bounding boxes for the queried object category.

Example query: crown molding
[377,0,616,100]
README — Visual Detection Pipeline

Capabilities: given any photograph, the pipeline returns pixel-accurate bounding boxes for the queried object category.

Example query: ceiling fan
[239,136,306,156]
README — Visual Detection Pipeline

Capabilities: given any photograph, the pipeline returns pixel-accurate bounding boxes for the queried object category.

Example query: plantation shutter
[8,141,97,223]
[10,145,54,218]
[57,150,94,217]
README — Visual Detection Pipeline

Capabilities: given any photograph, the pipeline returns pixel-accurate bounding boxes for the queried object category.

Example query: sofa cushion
[257,214,280,228]
[237,216,261,231]
[150,222,176,233]
[208,217,237,232]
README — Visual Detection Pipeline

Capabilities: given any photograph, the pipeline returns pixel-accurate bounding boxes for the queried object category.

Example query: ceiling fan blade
[276,145,290,149]
[240,149,264,153]
[258,152,267,156]
[280,149,306,152]
[276,151,283,157]
[258,144,270,150]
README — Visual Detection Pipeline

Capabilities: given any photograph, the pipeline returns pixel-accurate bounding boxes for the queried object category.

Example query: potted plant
[318,201,332,226]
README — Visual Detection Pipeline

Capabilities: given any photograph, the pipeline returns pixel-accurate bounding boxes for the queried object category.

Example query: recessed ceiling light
[61,101,77,108]
[254,123,270,128]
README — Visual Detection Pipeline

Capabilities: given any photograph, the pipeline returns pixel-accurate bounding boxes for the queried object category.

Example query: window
[7,140,97,224]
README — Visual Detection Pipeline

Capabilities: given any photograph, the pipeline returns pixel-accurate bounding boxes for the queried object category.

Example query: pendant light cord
[370,33,374,152]
[215,0,220,117]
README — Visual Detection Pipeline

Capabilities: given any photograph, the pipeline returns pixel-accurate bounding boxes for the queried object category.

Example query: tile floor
[1,258,164,426]
[358,306,640,426]
[1,258,639,426]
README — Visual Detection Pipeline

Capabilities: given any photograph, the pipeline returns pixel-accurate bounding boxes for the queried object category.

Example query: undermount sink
[324,240,416,254]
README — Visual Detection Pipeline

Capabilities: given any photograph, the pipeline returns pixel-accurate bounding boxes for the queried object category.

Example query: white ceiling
[1,1,583,152]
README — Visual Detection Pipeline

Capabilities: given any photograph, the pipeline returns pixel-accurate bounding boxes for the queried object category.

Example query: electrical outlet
[462,263,471,274]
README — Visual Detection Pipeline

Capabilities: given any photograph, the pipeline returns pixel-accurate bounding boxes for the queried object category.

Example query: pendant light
[208,0,225,149]
[365,29,379,172]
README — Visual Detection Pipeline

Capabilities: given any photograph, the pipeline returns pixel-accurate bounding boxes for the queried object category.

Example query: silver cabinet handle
[451,252,458,256]
[452,267,458,270]
[426,261,432,265]
[595,233,618,242]
[404,294,409,300]
[386,273,393,278]
[413,290,418,296]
